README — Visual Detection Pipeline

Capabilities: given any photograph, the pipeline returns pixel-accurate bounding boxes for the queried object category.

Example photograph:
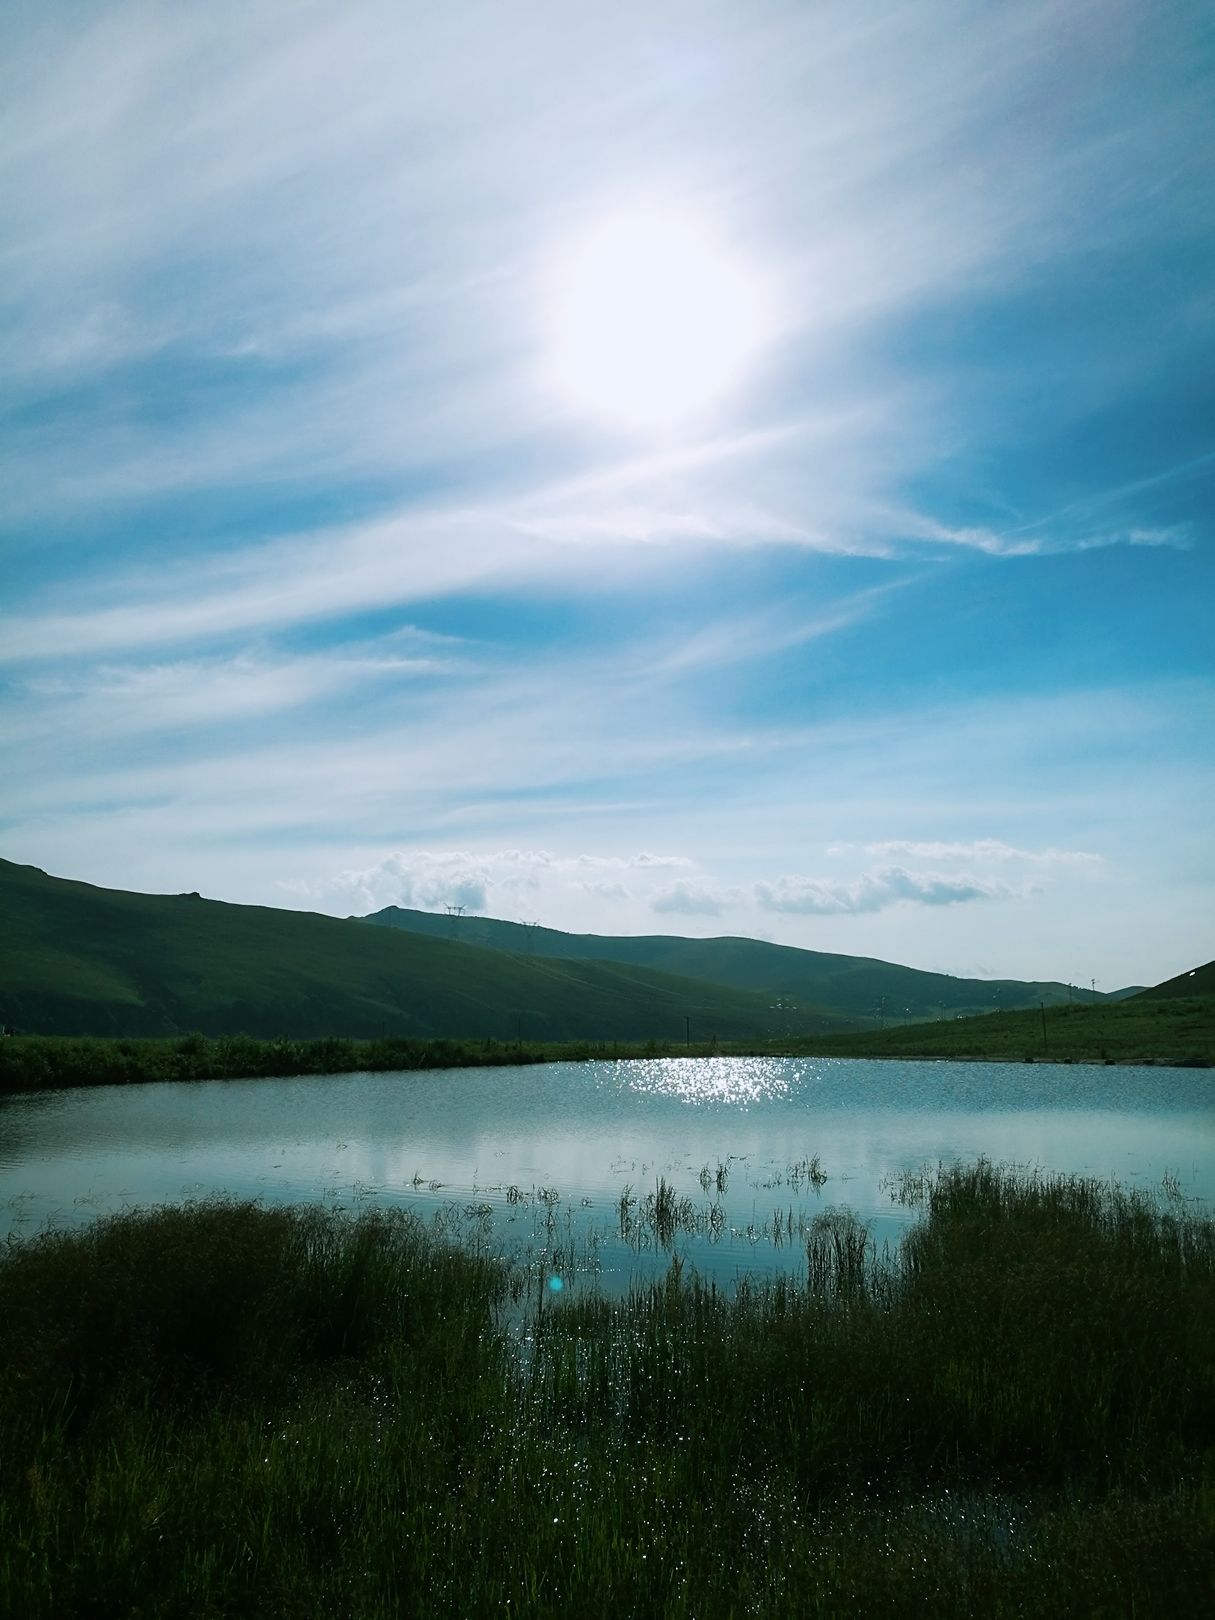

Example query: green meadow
[1,1163,1211,1617]
[784,993,1215,1067]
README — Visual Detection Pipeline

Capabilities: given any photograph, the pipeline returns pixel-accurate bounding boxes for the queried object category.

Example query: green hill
[363,906,1129,1023]
[1132,960,1215,1000]
[776,996,1214,1066]
[0,859,833,1042]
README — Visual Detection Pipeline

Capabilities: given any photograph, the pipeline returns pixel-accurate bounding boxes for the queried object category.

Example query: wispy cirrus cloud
[900,513,1195,558]
[0,637,464,742]
[4,0,1207,591]
[837,839,1104,869]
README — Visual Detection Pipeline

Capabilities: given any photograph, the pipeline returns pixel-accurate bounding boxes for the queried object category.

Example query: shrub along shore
[1,1162,1212,1616]
[0,993,1212,1095]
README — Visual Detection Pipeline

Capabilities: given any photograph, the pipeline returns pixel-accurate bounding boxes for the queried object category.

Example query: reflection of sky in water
[1,1058,1211,1296]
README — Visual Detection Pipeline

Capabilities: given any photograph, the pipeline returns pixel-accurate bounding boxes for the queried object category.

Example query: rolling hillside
[1132,960,1215,1000]
[0,859,823,1042]
[778,996,1214,1065]
[363,906,1132,1023]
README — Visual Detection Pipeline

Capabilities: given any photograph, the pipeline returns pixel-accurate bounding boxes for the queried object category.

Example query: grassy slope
[1132,958,1215,999]
[772,994,1215,1065]
[364,905,1130,1020]
[1,1166,1212,1617]
[0,858,816,1042]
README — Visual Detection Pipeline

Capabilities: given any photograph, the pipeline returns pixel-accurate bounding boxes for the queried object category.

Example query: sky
[1,0,1212,989]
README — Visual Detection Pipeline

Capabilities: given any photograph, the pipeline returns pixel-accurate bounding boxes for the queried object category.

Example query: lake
[1,1056,1211,1295]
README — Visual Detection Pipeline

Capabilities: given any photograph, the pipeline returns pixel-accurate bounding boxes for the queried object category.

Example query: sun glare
[546,203,773,433]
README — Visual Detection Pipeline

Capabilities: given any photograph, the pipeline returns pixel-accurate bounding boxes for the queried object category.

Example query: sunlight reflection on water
[613,1055,793,1106]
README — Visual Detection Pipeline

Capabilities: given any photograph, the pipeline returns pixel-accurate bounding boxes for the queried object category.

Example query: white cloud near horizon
[275,814,1123,935]
[289,848,700,919]
[755,867,1014,917]
[286,851,1017,927]
[651,882,743,917]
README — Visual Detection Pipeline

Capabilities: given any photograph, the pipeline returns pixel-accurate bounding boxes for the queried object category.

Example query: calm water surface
[1,1057,1210,1294]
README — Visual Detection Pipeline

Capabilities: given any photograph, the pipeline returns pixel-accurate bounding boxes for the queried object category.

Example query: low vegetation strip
[0,1031,588,1093]
[782,994,1215,1066]
[1,1164,1212,1617]
[1,993,1211,1095]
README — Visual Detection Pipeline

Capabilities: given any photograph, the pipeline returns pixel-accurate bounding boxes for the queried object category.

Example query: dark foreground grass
[3,994,1212,1096]
[2,1165,1213,1617]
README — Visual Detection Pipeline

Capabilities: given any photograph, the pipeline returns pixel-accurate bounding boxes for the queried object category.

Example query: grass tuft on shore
[2,1163,1213,1615]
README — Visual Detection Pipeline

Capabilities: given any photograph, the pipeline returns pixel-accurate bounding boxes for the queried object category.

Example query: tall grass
[2,1164,1213,1616]
[0,1032,722,1094]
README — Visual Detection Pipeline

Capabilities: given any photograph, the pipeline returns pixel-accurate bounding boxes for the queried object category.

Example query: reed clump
[2,1164,1212,1617]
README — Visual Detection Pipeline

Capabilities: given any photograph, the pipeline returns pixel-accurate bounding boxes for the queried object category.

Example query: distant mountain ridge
[0,858,836,1040]
[0,857,1167,1042]
[362,906,1142,1022]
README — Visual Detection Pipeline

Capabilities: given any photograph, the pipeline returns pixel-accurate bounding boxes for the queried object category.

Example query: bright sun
[546,203,773,433]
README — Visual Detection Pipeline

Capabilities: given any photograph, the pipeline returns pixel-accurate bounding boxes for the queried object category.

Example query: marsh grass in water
[2,1163,1213,1616]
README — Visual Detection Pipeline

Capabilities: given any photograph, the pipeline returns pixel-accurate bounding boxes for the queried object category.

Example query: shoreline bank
[1,1013,1211,1095]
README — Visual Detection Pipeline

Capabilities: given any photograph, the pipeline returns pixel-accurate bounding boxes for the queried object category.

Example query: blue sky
[1,0,1212,987]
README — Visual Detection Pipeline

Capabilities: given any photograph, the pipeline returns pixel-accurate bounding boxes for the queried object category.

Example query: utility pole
[1091,978,1097,1004]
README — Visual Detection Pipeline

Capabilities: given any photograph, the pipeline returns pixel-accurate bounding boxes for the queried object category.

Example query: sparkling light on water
[614,1055,793,1107]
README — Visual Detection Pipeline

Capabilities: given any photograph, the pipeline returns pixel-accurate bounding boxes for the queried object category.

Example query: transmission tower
[520,920,540,956]
[445,903,466,939]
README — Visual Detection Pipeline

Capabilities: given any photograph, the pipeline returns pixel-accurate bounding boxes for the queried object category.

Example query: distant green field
[774,994,1215,1066]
